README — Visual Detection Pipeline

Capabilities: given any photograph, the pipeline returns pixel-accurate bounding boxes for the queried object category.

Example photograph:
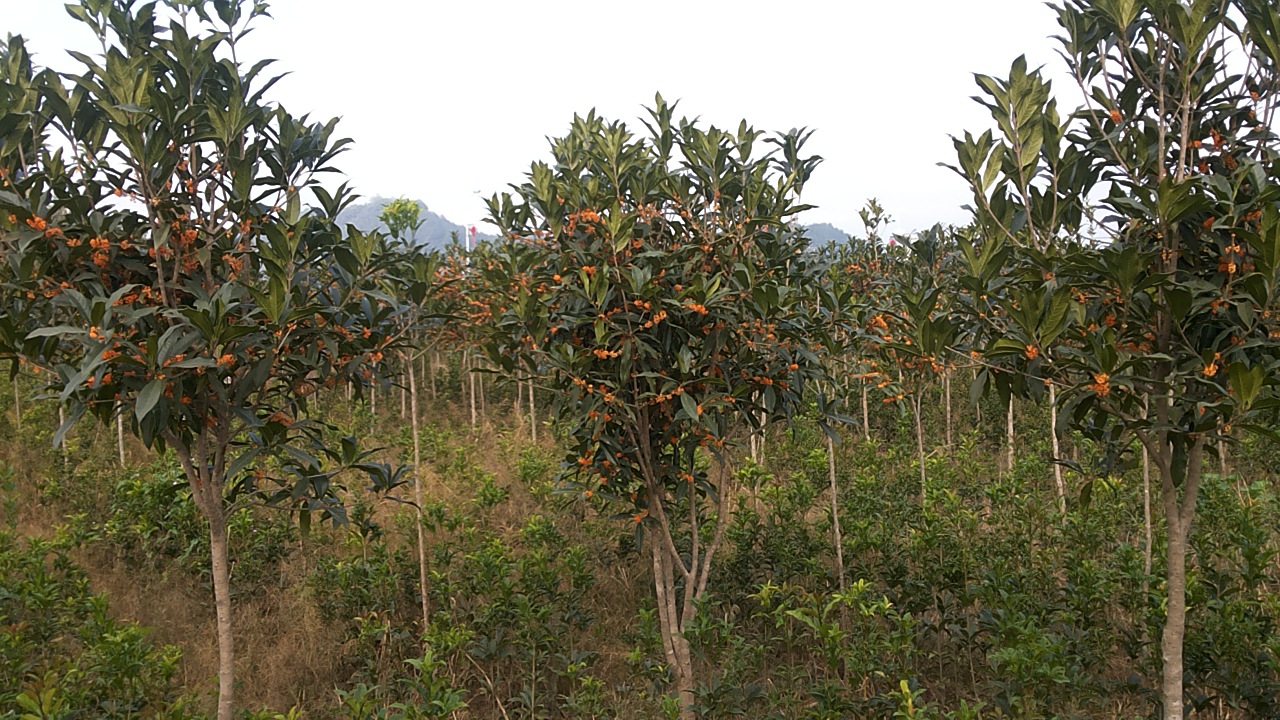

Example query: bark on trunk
[1049,384,1065,516]
[12,377,19,433]
[641,457,733,720]
[427,352,436,402]
[207,502,236,720]
[860,382,870,444]
[407,354,431,632]
[650,540,695,719]
[1142,396,1153,603]
[58,404,67,467]
[168,426,236,720]
[1005,396,1015,475]
[1153,433,1205,720]
[943,371,953,448]
[528,379,537,444]
[913,393,926,503]
[827,433,846,591]
[117,411,126,467]
[468,352,477,429]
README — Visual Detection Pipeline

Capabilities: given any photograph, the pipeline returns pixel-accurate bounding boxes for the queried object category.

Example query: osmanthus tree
[952,1,1280,717]
[377,206,452,635]
[481,98,833,717]
[0,3,405,719]
[879,227,961,502]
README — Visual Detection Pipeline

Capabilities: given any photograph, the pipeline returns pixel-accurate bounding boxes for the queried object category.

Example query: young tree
[482,98,832,717]
[0,4,404,718]
[952,2,1280,716]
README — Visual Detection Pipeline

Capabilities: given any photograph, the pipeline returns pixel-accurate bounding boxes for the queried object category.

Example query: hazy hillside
[339,198,849,250]
[336,196,496,249]
[802,222,852,244]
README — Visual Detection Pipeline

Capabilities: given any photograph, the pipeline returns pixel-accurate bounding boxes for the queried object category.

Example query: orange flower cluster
[643,384,684,407]
[1090,372,1110,397]
[641,309,667,329]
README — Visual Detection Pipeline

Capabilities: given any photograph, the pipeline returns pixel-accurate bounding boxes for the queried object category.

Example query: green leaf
[136,379,165,422]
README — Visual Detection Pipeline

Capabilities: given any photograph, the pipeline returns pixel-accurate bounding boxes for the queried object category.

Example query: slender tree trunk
[528,378,537,444]
[169,431,235,720]
[944,371,953,448]
[1141,430,1153,646]
[427,352,436,402]
[117,411,126,467]
[827,433,846,591]
[58,404,67,467]
[860,381,870,444]
[756,408,766,459]
[1156,435,1205,720]
[468,352,477,429]
[207,500,235,720]
[12,376,19,433]
[913,393,926,503]
[1142,396,1153,597]
[1005,396,1015,475]
[748,397,760,464]
[478,358,486,419]
[408,353,430,632]
[1049,384,1065,516]
[651,540,695,719]
[400,378,407,420]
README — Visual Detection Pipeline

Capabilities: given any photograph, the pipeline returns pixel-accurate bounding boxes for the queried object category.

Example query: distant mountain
[802,222,852,244]
[336,197,495,250]
[338,199,851,250]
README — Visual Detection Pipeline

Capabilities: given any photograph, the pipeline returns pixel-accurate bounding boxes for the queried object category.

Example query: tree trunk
[117,411,126,467]
[913,393,926,503]
[944,371,953,448]
[1005,396,1015,475]
[427,352,436,402]
[1156,434,1205,720]
[1049,384,1065,516]
[58,404,67,467]
[12,376,19,433]
[642,459,732,720]
[756,408,766,459]
[860,381,870,444]
[407,353,430,632]
[468,352,477,429]
[650,539,695,719]
[207,500,235,720]
[1142,396,1153,596]
[827,433,846,591]
[528,378,537,444]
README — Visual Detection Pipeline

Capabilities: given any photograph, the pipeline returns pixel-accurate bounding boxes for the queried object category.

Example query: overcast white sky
[9,1,1069,235]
